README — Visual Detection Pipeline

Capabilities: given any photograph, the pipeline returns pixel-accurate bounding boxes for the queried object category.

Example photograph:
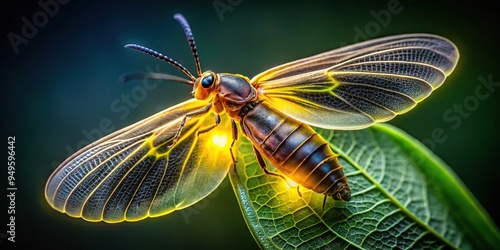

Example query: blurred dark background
[1,0,499,249]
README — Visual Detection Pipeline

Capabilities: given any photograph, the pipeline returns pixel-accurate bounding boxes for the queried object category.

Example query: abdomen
[240,102,351,201]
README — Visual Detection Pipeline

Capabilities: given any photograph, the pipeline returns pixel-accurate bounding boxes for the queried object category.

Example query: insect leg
[197,114,220,136]
[230,119,238,174]
[252,146,289,183]
[169,103,212,148]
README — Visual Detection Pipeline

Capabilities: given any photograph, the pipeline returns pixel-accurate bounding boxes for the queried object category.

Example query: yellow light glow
[285,178,299,189]
[211,133,228,148]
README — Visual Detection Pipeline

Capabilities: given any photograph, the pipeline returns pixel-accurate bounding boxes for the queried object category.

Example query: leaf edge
[373,123,500,249]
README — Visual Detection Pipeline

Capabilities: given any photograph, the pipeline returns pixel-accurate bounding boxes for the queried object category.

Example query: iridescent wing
[45,99,232,222]
[251,34,459,129]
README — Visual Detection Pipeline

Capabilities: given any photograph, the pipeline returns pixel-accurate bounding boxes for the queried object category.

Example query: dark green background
[2,0,499,249]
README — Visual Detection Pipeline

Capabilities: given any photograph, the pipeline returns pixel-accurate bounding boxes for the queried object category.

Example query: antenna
[124,44,197,81]
[173,13,203,77]
[119,72,193,85]
[124,13,204,83]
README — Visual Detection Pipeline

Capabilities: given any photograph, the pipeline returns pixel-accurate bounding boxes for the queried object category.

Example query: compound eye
[201,74,214,88]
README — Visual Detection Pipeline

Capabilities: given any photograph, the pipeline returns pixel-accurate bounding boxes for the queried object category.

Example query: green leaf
[229,123,500,249]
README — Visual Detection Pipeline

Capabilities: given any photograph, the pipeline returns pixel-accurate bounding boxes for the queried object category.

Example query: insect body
[240,102,351,200]
[45,14,459,222]
[193,70,351,200]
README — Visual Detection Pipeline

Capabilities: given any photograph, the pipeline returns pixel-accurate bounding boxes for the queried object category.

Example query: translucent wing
[45,99,232,223]
[251,34,459,129]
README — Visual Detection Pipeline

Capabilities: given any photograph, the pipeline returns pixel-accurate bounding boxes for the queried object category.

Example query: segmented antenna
[120,72,193,85]
[174,13,203,77]
[124,44,197,81]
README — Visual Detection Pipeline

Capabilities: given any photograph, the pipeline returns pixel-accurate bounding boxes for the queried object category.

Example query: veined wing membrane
[252,34,459,130]
[45,99,232,222]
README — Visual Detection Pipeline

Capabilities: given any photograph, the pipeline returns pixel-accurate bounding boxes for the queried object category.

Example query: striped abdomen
[240,102,351,201]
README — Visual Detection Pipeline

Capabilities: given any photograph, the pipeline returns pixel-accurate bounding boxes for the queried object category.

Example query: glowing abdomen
[240,102,351,200]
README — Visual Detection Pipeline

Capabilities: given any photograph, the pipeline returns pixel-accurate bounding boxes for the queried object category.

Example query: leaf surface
[229,123,499,249]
